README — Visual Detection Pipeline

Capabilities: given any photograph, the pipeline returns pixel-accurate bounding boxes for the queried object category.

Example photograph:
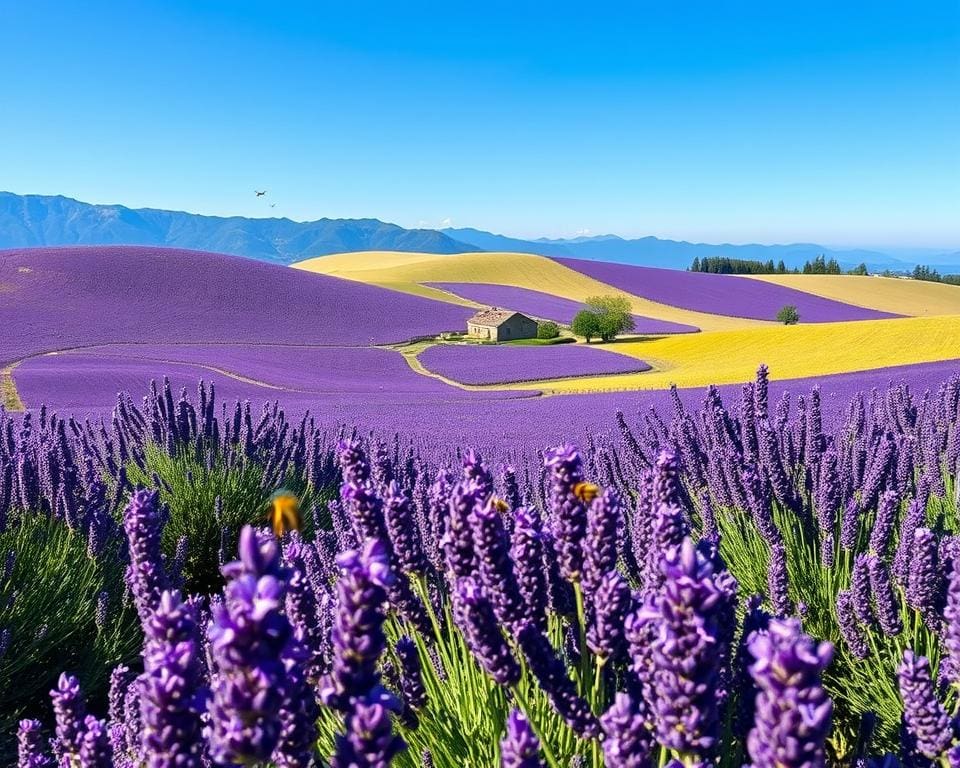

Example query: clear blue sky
[1,1,957,248]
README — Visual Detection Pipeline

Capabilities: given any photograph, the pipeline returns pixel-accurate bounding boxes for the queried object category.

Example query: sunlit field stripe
[493,315,960,393]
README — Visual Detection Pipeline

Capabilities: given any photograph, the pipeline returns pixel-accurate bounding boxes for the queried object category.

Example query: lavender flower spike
[122,488,168,621]
[332,698,406,768]
[18,719,54,768]
[601,693,653,768]
[544,444,589,583]
[898,650,954,759]
[50,672,86,762]
[747,618,834,768]
[206,526,292,764]
[454,577,520,687]
[500,709,545,768]
[140,590,208,768]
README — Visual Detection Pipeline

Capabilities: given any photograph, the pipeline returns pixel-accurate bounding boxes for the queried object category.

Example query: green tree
[776,304,800,325]
[571,310,600,342]
[537,321,560,339]
[584,295,635,342]
[776,259,787,273]
[690,257,701,272]
[848,263,869,276]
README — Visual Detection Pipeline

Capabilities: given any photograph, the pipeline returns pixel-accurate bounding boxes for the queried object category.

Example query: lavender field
[418,343,651,385]
[4,245,960,768]
[555,258,901,323]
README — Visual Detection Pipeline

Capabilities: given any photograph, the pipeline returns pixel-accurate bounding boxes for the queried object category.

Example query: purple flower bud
[206,526,292,764]
[454,577,520,687]
[18,719,54,768]
[140,590,208,768]
[395,636,427,712]
[898,650,954,759]
[50,672,86,761]
[600,693,653,768]
[122,488,168,621]
[470,496,525,627]
[515,621,599,738]
[586,570,631,662]
[322,539,395,711]
[442,479,482,579]
[867,556,902,636]
[746,619,833,768]
[583,488,621,591]
[868,490,899,557]
[851,553,874,627]
[331,697,406,768]
[500,709,544,768]
[767,542,792,616]
[544,444,589,583]
[511,507,549,629]
[79,716,113,768]
[836,590,868,659]
[906,527,942,627]
[384,481,427,574]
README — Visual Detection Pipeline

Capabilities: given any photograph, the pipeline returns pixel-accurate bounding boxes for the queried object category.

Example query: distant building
[467,308,538,342]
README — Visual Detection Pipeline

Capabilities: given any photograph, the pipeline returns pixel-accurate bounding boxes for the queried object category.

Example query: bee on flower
[573,482,601,504]
[268,490,301,537]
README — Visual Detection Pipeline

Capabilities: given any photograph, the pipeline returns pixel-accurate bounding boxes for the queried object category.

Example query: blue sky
[1,1,957,248]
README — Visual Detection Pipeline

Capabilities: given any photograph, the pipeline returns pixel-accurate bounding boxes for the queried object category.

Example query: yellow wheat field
[747,274,960,317]
[497,315,960,393]
[294,251,769,331]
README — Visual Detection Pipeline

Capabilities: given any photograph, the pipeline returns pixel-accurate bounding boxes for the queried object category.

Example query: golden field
[747,274,960,317]
[485,315,960,393]
[294,251,768,331]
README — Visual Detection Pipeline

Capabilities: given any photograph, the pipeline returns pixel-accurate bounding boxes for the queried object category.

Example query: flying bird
[270,203,276,208]
[255,190,267,197]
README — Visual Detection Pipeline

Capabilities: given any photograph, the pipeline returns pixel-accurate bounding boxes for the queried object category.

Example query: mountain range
[1,192,957,272]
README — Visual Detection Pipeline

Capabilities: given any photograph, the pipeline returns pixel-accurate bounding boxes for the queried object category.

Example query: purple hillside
[554,258,901,323]
[0,246,474,365]
[427,282,698,333]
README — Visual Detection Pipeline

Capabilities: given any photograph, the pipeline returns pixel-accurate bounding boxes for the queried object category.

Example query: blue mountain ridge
[0,192,956,272]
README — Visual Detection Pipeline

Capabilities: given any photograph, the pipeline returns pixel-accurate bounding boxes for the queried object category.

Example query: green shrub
[536,321,560,339]
[0,515,139,750]
[776,304,800,324]
[574,296,636,342]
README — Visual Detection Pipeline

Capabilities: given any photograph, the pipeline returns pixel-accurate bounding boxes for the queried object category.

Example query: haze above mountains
[1,192,957,272]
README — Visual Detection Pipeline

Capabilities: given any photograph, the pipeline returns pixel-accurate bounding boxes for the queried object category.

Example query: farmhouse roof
[468,308,526,327]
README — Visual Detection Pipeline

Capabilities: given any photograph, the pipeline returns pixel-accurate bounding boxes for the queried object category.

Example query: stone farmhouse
[466,309,538,342]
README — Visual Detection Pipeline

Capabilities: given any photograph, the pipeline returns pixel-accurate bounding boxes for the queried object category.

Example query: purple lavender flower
[544,444,589,583]
[943,558,960,685]
[836,590,869,660]
[282,532,326,683]
[586,570,631,662]
[746,618,833,768]
[395,636,427,712]
[384,481,427,575]
[906,527,942,626]
[898,650,954,759]
[471,496,525,626]
[321,538,395,711]
[140,590,208,768]
[850,553,874,627]
[511,506,549,629]
[274,639,319,768]
[79,716,113,768]
[442,479,483,580]
[500,709,544,768]
[767,542,792,616]
[122,488,168,621]
[637,538,731,758]
[206,526,292,764]
[17,719,54,768]
[50,672,86,761]
[867,556,903,636]
[583,488,621,591]
[331,697,406,768]
[868,490,899,557]
[515,621,599,738]
[454,577,520,686]
[600,693,653,768]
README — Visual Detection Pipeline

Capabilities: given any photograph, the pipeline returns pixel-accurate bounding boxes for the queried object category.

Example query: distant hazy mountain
[444,227,935,272]
[0,192,476,263]
[1,192,955,272]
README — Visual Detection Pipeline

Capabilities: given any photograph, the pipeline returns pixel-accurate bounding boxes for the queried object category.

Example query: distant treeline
[690,256,792,274]
[891,265,960,285]
[690,254,870,276]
